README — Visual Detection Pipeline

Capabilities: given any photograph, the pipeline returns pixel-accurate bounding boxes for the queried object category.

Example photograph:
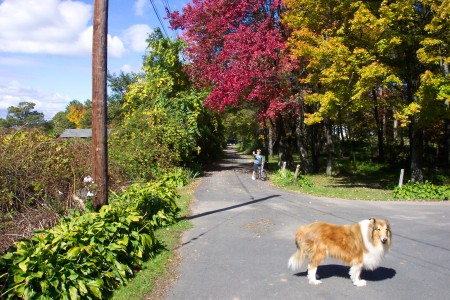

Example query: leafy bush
[0,205,156,299]
[108,108,179,182]
[0,129,91,214]
[110,180,180,229]
[393,181,450,200]
[0,179,181,299]
[109,90,224,182]
[271,169,314,188]
[159,167,200,189]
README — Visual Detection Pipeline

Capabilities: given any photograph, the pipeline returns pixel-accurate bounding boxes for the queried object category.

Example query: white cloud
[107,34,127,58]
[134,0,148,16]
[0,0,126,57]
[0,56,40,67]
[0,81,71,120]
[120,64,133,73]
[123,24,152,53]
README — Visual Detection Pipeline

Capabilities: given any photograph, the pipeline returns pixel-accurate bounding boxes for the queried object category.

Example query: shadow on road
[294,264,396,282]
[178,194,282,249]
[186,194,281,220]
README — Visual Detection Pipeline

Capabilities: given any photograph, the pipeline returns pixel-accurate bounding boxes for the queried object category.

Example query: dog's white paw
[353,279,367,287]
[309,279,323,285]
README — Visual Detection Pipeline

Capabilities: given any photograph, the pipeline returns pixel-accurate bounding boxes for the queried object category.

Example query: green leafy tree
[122,28,189,116]
[5,101,46,128]
[78,100,92,128]
[416,0,450,165]
[222,108,259,151]
[283,0,449,180]
[51,111,76,135]
[110,28,224,181]
[107,71,138,126]
[0,117,9,128]
[66,100,87,128]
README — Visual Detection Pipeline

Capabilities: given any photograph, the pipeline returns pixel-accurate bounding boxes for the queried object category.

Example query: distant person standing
[252,149,263,180]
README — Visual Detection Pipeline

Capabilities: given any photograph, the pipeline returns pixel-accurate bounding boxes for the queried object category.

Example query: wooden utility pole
[92,0,108,211]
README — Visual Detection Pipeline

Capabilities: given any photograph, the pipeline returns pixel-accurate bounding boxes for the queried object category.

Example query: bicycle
[255,161,267,181]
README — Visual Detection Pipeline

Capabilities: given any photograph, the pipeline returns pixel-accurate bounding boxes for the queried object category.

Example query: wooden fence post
[398,169,404,187]
[293,164,300,182]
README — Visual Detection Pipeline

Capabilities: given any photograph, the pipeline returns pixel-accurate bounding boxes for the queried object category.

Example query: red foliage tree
[169,0,290,118]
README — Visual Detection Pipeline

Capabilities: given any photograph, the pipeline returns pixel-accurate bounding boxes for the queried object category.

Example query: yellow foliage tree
[66,100,87,129]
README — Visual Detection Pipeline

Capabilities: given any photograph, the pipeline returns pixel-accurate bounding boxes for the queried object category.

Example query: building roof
[59,129,112,138]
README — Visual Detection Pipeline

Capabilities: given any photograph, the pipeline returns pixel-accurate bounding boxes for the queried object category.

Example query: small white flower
[84,176,94,183]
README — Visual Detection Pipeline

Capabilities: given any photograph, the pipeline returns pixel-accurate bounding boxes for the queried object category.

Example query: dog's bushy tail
[288,247,306,271]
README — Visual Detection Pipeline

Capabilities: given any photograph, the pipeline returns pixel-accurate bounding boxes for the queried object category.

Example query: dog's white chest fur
[359,219,386,270]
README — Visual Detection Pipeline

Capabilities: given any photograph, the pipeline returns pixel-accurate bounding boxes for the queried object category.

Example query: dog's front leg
[349,264,366,286]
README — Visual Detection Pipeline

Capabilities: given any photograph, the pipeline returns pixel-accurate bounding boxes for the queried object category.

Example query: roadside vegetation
[0,29,223,299]
[111,182,196,300]
[264,152,449,201]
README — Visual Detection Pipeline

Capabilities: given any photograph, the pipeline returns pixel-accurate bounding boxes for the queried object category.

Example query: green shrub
[0,205,156,299]
[393,181,450,200]
[0,179,182,299]
[271,169,314,188]
[159,167,200,188]
[0,129,91,214]
[110,180,180,229]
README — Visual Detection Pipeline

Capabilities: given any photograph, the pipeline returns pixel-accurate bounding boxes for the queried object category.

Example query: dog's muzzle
[381,237,388,244]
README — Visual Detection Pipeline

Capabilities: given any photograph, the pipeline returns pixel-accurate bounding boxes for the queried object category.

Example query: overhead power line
[162,0,171,15]
[161,0,180,38]
[148,0,169,37]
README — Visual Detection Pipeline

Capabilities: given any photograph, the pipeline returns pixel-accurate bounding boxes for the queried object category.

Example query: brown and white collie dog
[288,218,391,286]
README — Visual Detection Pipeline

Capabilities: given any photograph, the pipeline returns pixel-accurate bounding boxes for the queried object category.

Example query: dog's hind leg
[307,265,322,285]
[349,263,366,286]
[307,249,325,285]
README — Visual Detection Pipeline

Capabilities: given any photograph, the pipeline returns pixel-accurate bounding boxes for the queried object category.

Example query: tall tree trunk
[263,121,269,163]
[272,117,279,155]
[268,120,274,158]
[446,120,450,166]
[325,118,333,176]
[444,54,450,166]
[275,114,291,168]
[311,123,321,173]
[372,89,385,162]
[401,36,424,183]
[410,122,424,183]
[393,107,399,140]
[295,114,311,174]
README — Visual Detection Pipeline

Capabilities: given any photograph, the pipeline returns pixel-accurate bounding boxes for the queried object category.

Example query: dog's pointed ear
[369,218,376,228]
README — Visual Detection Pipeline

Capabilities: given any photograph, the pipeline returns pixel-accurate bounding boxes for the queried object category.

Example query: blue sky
[0,0,189,120]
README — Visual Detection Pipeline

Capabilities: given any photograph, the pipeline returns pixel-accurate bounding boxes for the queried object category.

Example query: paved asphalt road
[166,147,450,300]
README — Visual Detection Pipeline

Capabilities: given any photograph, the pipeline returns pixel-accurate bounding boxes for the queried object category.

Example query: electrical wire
[162,0,171,15]
[148,0,169,37]
[162,0,180,38]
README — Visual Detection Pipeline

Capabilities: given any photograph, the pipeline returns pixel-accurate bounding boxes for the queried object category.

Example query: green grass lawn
[264,154,403,201]
[288,174,396,201]
[265,154,448,201]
